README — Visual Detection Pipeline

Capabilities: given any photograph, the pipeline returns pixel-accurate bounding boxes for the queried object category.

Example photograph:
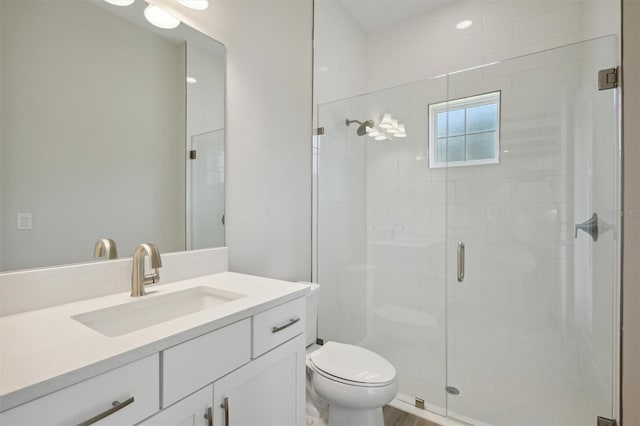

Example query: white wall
[0,1,185,271]
[152,0,313,282]
[312,0,367,282]
[313,0,368,107]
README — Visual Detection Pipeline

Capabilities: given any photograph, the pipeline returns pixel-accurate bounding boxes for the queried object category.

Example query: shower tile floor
[361,334,600,426]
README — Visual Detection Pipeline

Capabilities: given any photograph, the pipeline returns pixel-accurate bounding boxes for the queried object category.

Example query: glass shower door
[316,77,449,415]
[444,37,619,425]
[190,129,225,249]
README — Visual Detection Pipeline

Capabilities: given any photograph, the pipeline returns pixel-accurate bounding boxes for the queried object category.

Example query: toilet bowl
[302,283,398,426]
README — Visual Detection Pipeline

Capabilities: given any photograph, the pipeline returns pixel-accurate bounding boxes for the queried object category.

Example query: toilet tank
[299,282,320,347]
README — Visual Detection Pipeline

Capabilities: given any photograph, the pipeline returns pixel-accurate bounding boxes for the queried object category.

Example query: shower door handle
[457,242,465,283]
[575,213,599,241]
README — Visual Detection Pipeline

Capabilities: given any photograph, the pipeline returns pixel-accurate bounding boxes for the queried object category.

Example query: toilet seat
[308,342,396,387]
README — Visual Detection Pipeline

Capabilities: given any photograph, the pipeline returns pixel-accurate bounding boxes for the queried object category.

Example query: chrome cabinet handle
[221,397,229,426]
[76,396,134,426]
[457,242,465,283]
[204,406,213,426]
[272,317,300,333]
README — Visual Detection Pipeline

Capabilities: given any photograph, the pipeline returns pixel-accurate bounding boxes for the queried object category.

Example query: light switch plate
[17,213,32,230]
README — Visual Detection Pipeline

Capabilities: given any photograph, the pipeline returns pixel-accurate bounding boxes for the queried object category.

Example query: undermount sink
[72,286,246,337]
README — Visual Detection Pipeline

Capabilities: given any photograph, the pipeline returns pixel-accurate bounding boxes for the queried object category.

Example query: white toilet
[304,283,399,426]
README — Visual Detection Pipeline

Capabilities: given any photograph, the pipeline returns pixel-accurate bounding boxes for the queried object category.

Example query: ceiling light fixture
[456,20,473,30]
[186,76,198,83]
[177,0,209,10]
[144,4,180,29]
[104,0,135,5]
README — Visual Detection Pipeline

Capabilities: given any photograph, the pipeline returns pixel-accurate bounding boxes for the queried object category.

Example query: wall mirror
[0,0,225,272]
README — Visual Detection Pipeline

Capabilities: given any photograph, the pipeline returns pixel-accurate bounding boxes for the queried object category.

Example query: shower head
[346,119,374,136]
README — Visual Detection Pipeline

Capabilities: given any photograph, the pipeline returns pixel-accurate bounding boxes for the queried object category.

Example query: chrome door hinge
[598,67,618,90]
[597,416,616,426]
[189,150,197,160]
[314,127,325,136]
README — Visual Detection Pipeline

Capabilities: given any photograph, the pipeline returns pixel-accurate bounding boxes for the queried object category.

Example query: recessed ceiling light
[177,0,209,10]
[186,76,197,84]
[144,4,180,29]
[104,0,135,5]
[456,20,473,30]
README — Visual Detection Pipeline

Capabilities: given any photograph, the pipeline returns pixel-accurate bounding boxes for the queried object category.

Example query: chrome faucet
[93,238,118,260]
[131,243,162,297]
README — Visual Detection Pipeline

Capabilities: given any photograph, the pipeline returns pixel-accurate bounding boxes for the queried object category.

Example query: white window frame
[428,91,501,168]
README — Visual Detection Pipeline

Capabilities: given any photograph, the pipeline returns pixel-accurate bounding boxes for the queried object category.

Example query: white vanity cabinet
[161,319,252,407]
[138,385,214,426]
[140,334,306,426]
[0,295,306,426]
[0,355,160,426]
[212,334,306,426]
[150,297,306,426]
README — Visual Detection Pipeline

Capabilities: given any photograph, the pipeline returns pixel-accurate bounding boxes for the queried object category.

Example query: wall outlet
[17,213,32,230]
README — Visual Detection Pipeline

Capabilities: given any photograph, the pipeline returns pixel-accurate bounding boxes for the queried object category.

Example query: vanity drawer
[252,297,305,358]
[0,354,159,426]
[162,318,251,407]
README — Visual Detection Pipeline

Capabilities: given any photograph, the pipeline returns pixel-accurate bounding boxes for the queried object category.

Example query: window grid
[429,91,501,168]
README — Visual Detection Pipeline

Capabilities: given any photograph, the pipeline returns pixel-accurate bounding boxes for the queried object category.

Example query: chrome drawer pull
[272,317,300,333]
[221,396,229,426]
[76,396,134,426]
[457,242,465,283]
[204,406,213,426]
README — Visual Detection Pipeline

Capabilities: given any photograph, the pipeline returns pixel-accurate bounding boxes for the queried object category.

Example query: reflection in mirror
[0,0,225,272]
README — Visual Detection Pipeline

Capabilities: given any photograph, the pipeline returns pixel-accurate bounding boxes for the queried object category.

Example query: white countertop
[0,272,309,412]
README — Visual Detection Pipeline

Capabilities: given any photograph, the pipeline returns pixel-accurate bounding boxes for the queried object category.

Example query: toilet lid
[309,342,396,385]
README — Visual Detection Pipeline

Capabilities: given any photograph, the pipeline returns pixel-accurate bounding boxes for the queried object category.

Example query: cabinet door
[138,385,213,426]
[213,334,306,426]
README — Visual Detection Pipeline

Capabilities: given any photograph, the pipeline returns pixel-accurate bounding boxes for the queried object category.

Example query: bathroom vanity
[0,272,308,425]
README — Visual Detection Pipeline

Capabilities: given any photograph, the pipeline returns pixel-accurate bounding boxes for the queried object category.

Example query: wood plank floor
[383,405,441,426]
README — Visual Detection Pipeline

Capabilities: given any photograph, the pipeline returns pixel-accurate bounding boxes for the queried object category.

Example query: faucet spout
[131,243,162,297]
[94,238,118,260]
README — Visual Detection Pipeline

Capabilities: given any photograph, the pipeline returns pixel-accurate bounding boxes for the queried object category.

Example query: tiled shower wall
[314,0,618,291]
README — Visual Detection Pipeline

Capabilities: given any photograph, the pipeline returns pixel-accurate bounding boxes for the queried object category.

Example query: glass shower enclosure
[315,36,619,425]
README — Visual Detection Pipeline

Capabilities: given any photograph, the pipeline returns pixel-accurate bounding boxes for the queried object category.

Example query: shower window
[428,91,500,168]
